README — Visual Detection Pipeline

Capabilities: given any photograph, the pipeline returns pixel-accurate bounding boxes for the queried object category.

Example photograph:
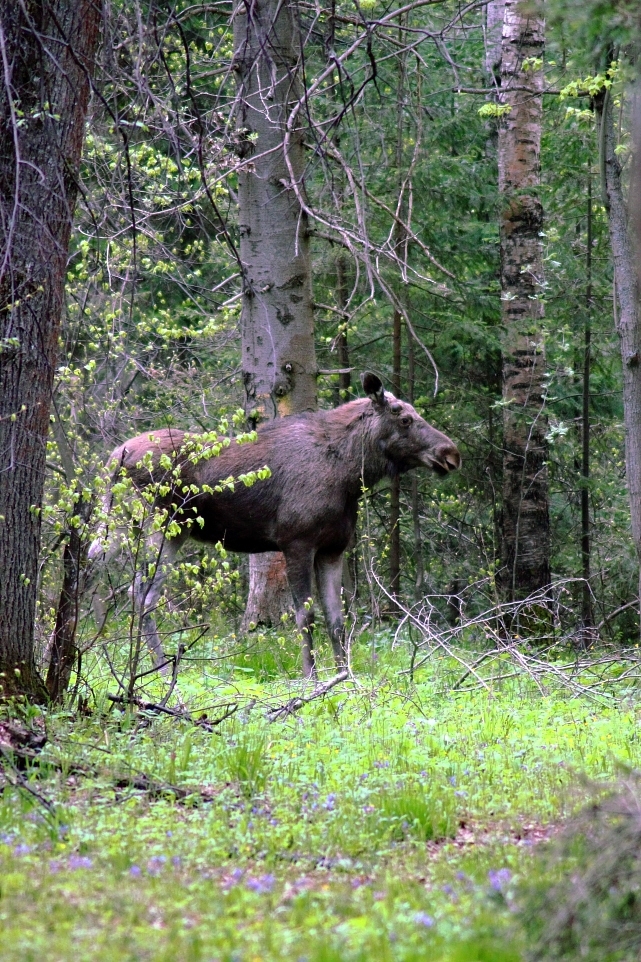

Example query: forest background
[9,0,638,694]
[2,3,641,960]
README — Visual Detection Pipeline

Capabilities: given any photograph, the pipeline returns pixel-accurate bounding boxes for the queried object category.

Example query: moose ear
[361,371,386,406]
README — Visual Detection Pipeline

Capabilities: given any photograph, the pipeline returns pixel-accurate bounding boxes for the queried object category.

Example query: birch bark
[0,0,101,699]
[233,0,317,630]
[497,0,550,601]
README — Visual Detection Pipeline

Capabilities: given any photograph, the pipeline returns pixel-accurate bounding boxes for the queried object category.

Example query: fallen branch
[0,747,57,818]
[106,693,238,731]
[267,670,349,721]
[0,716,217,805]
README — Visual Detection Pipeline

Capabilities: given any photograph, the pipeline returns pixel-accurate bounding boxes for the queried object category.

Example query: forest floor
[0,629,639,961]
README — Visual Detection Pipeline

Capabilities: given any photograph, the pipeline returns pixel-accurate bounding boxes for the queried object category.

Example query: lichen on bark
[497,0,551,601]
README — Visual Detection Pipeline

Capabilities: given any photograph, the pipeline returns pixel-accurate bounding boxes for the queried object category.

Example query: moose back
[89,373,460,677]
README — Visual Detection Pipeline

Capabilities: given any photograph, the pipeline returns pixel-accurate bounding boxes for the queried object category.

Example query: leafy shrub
[521,775,641,961]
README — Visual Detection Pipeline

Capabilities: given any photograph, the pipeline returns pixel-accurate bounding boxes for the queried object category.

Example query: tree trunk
[407,329,424,598]
[596,85,641,630]
[485,0,505,81]
[335,253,351,402]
[581,170,593,635]
[388,15,407,602]
[497,0,550,601]
[233,0,317,631]
[389,305,402,599]
[0,1,101,701]
[46,498,92,703]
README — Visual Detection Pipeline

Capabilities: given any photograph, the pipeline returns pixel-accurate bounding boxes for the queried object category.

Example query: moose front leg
[284,547,317,679]
[315,552,347,672]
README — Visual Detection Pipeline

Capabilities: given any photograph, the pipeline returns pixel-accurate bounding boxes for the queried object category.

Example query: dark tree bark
[407,315,424,599]
[0,0,101,701]
[497,0,551,601]
[45,498,92,702]
[335,252,351,402]
[233,0,317,632]
[596,84,641,629]
[581,170,594,635]
[388,16,408,602]
[389,304,402,599]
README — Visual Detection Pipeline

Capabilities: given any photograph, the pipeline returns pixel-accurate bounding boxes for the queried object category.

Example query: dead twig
[106,693,238,731]
[267,670,349,721]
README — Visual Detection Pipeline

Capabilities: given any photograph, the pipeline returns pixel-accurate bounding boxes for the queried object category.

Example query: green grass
[1,631,641,960]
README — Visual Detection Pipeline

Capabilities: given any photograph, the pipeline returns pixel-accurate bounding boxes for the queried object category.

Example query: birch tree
[233,0,317,630]
[497,0,550,601]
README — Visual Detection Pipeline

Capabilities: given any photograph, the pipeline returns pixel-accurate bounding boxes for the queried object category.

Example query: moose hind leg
[132,568,168,673]
[133,536,180,674]
[315,552,347,672]
[284,547,317,679]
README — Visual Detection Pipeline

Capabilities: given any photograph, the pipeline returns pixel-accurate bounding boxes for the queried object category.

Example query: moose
[89,373,460,678]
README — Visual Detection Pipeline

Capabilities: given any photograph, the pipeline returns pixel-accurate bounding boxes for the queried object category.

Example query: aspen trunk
[0,1,101,700]
[485,0,505,81]
[596,86,641,629]
[497,0,550,601]
[233,0,317,630]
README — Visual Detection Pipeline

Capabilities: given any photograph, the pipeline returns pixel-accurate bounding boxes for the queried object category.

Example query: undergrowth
[1,629,641,960]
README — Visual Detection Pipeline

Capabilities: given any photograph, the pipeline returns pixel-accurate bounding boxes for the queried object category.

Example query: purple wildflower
[49,860,63,873]
[246,873,275,894]
[130,865,142,877]
[488,868,512,892]
[223,867,244,889]
[13,844,31,856]
[351,877,369,890]
[68,855,93,870]
[172,856,181,868]
[147,855,167,876]
[414,912,435,928]
[323,794,336,811]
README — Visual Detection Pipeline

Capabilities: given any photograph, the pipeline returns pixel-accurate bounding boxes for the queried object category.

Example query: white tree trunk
[497,0,550,600]
[233,0,317,628]
[485,0,505,81]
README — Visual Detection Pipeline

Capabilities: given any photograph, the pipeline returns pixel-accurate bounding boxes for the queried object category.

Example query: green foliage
[4,643,641,960]
[478,103,512,118]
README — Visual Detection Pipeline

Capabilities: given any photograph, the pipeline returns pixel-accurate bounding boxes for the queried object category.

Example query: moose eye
[400,416,412,427]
